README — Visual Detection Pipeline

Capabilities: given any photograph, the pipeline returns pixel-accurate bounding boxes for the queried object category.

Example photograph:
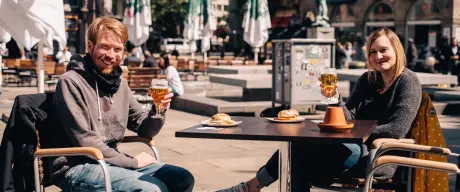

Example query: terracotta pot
[323,107,347,125]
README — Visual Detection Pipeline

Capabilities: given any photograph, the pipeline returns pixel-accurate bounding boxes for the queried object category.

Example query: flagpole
[38,40,44,93]
[254,47,259,64]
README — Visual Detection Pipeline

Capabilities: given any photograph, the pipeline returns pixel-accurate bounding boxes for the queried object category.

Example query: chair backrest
[6,92,55,189]
[54,64,66,76]
[408,92,449,191]
[128,67,162,89]
[20,59,35,70]
[36,61,56,75]
[5,58,19,69]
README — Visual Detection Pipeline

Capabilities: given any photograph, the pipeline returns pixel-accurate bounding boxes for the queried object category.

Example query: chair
[266,93,457,191]
[3,59,19,84]
[3,93,161,192]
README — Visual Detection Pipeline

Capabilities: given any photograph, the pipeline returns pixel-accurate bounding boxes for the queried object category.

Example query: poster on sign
[272,39,335,105]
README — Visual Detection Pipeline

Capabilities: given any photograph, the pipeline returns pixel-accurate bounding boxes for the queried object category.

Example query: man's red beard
[90,49,118,74]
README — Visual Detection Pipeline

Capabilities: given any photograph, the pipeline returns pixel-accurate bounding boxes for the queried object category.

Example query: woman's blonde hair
[365,28,406,86]
[87,16,128,45]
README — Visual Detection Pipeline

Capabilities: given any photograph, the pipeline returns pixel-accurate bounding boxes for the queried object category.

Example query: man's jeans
[60,163,194,192]
[256,142,362,191]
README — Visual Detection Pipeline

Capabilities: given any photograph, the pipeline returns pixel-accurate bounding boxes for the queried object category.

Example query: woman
[158,52,184,96]
[218,28,422,192]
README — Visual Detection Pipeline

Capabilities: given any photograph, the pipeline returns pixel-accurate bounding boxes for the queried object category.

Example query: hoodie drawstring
[96,81,102,121]
[95,81,113,121]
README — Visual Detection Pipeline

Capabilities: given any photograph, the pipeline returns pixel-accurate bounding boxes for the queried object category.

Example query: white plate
[200,120,242,127]
[266,117,305,123]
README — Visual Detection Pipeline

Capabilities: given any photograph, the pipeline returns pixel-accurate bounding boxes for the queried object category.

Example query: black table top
[175,116,377,144]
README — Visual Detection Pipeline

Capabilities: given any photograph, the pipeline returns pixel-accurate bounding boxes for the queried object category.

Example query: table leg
[279,142,291,192]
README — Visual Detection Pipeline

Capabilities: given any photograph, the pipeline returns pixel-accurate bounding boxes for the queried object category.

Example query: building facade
[278,0,460,58]
[213,0,230,24]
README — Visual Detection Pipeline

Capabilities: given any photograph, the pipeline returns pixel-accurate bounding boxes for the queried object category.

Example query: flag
[242,0,271,49]
[0,0,66,50]
[183,0,216,53]
[123,0,152,47]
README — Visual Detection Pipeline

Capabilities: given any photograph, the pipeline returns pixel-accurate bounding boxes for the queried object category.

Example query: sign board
[272,39,335,105]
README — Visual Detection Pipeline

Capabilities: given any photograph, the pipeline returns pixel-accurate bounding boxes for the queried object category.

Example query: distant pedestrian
[171,47,180,59]
[406,38,417,71]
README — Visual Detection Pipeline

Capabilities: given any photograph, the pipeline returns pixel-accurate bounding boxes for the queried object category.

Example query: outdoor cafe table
[175,116,377,192]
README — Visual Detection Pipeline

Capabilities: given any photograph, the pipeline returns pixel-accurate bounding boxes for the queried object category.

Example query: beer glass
[320,68,339,104]
[149,79,169,118]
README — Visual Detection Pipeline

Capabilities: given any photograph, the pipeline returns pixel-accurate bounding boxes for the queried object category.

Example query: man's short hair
[87,16,128,45]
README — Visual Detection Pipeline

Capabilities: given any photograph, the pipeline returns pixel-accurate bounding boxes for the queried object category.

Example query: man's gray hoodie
[51,54,165,181]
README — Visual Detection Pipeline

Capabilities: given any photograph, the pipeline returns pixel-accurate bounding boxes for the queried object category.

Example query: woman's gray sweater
[338,69,422,179]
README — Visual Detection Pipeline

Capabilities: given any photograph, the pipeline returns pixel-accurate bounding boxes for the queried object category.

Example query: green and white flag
[123,0,152,46]
[242,0,271,50]
[183,0,216,53]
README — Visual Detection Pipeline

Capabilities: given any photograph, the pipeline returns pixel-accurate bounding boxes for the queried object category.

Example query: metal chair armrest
[122,136,155,146]
[374,156,458,171]
[364,155,459,191]
[33,147,112,192]
[380,142,452,155]
[372,138,416,149]
[35,147,104,160]
[121,136,160,161]
[369,142,453,175]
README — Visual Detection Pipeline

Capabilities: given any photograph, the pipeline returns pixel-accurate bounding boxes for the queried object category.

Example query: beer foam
[151,86,168,89]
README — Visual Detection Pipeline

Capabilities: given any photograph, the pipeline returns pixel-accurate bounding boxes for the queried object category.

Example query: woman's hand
[161,88,173,108]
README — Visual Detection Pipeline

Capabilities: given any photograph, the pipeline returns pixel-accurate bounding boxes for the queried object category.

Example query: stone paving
[1,85,460,191]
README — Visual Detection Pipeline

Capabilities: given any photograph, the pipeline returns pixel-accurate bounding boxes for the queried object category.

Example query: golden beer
[320,73,338,86]
[149,86,169,105]
[320,73,338,98]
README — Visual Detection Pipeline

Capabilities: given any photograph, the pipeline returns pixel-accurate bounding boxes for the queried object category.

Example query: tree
[150,0,187,38]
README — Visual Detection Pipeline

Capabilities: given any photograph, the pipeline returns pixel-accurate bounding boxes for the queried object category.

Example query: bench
[128,67,163,90]
[171,95,316,116]
[209,74,272,101]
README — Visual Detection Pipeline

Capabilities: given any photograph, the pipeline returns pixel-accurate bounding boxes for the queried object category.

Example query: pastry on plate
[275,109,299,121]
[208,113,234,125]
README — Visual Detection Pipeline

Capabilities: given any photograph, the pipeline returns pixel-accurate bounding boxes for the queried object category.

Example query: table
[175,116,377,192]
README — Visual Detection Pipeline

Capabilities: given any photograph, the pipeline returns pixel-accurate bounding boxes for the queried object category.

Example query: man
[406,38,418,71]
[55,46,72,65]
[51,17,194,191]
[440,37,460,75]
[143,50,157,68]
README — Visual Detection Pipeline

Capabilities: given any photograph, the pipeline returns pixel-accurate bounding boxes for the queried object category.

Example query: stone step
[171,94,316,117]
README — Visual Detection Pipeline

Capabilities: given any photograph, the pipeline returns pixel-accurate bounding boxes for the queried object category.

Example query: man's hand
[453,55,459,60]
[160,88,174,108]
[134,152,157,168]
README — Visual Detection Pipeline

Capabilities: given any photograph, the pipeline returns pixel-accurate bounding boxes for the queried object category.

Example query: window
[366,3,394,22]
[224,5,229,11]
[64,15,78,31]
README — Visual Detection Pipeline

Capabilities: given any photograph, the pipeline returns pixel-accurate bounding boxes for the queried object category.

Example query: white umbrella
[0,26,11,92]
[123,0,152,57]
[0,0,67,93]
[183,0,216,61]
[242,0,271,64]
